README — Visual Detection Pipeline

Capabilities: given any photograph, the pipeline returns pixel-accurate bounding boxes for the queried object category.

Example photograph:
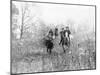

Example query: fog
[13,1,95,31]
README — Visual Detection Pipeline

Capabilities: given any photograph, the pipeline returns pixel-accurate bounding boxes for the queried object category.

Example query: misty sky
[12,1,95,31]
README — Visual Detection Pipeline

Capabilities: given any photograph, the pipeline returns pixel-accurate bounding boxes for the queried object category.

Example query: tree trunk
[20,7,24,39]
[20,25,23,39]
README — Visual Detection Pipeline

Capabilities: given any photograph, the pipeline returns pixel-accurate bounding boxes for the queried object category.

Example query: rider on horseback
[59,26,71,46]
[64,26,71,47]
[54,27,58,39]
[59,28,65,45]
[45,29,54,54]
[59,26,71,53]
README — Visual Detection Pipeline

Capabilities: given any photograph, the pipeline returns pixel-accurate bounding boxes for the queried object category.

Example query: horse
[60,31,70,53]
[62,33,74,53]
[43,30,54,54]
[45,38,54,54]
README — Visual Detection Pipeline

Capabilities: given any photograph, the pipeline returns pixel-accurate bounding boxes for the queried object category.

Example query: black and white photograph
[11,0,96,74]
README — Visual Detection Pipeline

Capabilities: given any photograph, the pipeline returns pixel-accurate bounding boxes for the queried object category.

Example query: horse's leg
[48,48,52,54]
[68,37,71,47]
[67,40,70,48]
[49,49,52,54]
[62,45,66,53]
[47,49,48,53]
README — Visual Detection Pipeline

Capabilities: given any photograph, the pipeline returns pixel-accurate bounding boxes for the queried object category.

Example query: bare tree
[20,3,35,39]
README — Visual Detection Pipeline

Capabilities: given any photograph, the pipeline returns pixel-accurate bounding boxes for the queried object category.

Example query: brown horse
[59,29,70,53]
[44,29,54,54]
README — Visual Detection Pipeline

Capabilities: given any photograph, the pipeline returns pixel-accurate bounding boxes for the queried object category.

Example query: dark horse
[44,29,54,54]
[59,28,70,53]
[45,39,54,54]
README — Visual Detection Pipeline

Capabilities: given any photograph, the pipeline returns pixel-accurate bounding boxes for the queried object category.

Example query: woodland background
[11,1,96,73]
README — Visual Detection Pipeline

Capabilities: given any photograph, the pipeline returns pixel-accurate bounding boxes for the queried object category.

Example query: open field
[11,32,96,73]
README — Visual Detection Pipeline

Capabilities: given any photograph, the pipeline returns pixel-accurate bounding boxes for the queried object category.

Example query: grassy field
[11,32,96,74]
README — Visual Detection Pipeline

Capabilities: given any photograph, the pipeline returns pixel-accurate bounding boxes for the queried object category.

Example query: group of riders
[44,26,71,54]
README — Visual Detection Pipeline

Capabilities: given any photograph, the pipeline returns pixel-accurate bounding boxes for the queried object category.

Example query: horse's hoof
[63,51,66,53]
